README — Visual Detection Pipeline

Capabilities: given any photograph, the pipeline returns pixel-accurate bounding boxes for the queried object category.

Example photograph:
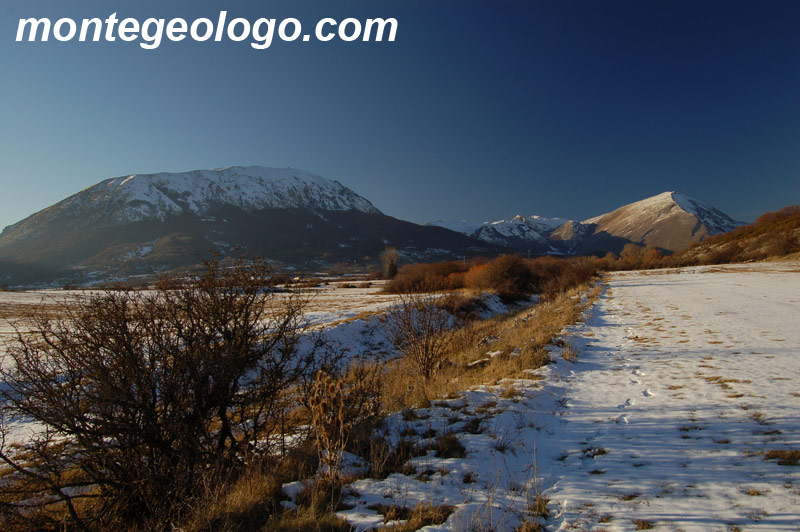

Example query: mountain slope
[568,191,743,253]
[0,167,497,285]
[432,192,742,255]
[672,205,800,264]
[1,167,379,245]
[428,215,567,253]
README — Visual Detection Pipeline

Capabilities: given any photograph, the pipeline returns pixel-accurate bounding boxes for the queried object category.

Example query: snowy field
[0,281,399,334]
[2,264,799,530]
[335,262,800,531]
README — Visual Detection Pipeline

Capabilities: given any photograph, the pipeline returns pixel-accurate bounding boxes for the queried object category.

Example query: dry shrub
[527,256,597,299]
[385,255,596,303]
[463,263,489,289]
[466,254,535,301]
[385,261,471,293]
[385,293,460,379]
[0,257,337,531]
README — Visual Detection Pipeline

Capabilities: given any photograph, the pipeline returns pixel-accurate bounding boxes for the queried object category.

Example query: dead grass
[424,433,466,459]
[381,283,599,411]
[764,449,800,466]
[3,278,601,531]
[515,523,544,532]
[376,503,455,531]
[561,341,578,362]
[262,511,353,531]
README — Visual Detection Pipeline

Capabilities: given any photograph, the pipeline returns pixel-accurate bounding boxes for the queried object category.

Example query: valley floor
[335,262,800,531]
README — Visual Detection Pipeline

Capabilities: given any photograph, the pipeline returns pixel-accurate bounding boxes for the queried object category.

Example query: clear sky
[1,0,798,232]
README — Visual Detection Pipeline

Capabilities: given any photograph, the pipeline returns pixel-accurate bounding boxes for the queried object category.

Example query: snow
[584,191,742,234]
[63,166,380,225]
[334,262,800,531]
[427,214,567,246]
[5,263,799,530]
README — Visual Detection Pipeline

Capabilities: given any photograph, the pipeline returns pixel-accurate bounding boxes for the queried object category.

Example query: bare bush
[385,294,459,380]
[380,247,400,279]
[468,254,535,300]
[384,261,471,293]
[0,257,333,530]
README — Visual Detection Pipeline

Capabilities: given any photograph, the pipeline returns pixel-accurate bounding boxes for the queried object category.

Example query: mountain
[0,169,746,287]
[427,215,567,254]
[430,191,743,255]
[0,167,498,285]
[565,191,743,254]
[671,205,800,264]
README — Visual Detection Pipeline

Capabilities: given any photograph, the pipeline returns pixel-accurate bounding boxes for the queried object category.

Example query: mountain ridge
[1,166,380,243]
[430,191,743,255]
[0,168,745,286]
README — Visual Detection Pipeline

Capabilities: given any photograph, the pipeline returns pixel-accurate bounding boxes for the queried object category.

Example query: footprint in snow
[618,398,634,409]
[642,389,655,397]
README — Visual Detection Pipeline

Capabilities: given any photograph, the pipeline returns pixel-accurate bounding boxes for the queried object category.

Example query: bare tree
[0,257,331,530]
[384,294,458,379]
[380,247,400,279]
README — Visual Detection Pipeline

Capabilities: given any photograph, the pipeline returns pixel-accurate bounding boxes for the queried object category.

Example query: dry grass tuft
[375,503,455,531]
[764,449,800,466]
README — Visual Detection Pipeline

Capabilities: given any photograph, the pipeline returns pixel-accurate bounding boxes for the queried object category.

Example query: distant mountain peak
[575,191,743,253]
[429,191,742,255]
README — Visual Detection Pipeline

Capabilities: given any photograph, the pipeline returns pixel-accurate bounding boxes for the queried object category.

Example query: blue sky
[1,0,798,231]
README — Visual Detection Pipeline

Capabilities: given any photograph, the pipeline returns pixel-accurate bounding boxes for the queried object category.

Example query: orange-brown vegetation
[606,205,800,270]
[385,254,598,301]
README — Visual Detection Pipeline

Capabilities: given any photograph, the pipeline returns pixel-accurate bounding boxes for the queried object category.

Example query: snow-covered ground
[335,262,800,531]
[295,281,400,326]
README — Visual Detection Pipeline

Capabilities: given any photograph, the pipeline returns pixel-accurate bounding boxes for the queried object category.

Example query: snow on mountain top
[583,191,741,233]
[429,214,566,234]
[75,166,381,223]
[582,191,678,225]
[428,214,568,249]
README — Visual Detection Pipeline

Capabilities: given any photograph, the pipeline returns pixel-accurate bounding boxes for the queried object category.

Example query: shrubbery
[385,254,598,301]
[0,257,346,530]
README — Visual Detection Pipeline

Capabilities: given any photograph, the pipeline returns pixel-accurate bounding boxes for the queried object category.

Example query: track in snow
[546,262,800,531]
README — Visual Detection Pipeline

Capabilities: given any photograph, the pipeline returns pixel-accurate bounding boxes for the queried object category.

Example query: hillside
[673,205,800,264]
[0,167,499,285]
[431,191,743,254]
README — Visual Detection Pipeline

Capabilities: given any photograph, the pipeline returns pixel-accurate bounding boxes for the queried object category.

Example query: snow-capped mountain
[566,191,743,253]
[92,166,381,219]
[0,171,745,287]
[428,192,742,254]
[1,167,379,244]
[583,191,740,235]
[428,215,567,253]
[0,167,499,285]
